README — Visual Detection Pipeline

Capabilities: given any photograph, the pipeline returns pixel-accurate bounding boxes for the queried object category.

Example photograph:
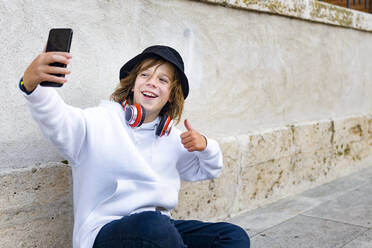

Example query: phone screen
[46,28,73,52]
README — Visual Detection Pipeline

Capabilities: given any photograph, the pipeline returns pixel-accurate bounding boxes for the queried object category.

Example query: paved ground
[228,165,372,248]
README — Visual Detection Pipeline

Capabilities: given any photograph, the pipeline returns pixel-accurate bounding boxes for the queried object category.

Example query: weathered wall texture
[1,0,372,246]
[197,0,372,31]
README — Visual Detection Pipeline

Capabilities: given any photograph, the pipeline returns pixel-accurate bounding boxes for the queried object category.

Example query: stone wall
[175,115,372,220]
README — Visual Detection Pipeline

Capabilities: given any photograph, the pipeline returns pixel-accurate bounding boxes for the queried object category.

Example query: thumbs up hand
[180,119,207,152]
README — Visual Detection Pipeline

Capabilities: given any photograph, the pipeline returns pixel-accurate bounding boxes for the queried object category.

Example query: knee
[221,222,251,246]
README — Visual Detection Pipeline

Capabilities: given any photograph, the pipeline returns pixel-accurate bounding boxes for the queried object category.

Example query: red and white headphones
[122,100,174,137]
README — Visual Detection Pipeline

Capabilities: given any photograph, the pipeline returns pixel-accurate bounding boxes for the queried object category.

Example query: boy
[20,45,250,248]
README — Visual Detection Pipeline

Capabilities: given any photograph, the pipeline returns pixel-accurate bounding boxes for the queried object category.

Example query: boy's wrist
[201,135,208,151]
[19,77,36,95]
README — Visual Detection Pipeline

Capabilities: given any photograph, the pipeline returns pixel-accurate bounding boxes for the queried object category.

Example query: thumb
[184,119,193,131]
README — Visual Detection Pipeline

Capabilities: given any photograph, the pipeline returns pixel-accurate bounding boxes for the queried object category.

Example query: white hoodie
[20,85,223,248]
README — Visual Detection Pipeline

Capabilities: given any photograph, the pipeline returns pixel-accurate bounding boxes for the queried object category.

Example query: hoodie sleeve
[19,84,86,165]
[176,134,223,182]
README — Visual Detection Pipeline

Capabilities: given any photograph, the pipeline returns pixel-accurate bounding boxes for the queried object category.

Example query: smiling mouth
[141,91,158,98]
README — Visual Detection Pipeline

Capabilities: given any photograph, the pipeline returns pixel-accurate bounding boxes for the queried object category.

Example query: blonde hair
[110,58,184,124]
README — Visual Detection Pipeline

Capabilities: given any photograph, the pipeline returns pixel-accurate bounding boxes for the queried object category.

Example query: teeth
[142,91,157,97]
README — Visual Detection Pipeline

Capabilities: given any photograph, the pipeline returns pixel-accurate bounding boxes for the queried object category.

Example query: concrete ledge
[1,115,371,246]
[193,0,372,32]
[0,164,73,247]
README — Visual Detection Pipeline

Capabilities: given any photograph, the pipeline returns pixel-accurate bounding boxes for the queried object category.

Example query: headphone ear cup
[123,100,133,123]
[124,101,146,128]
[156,115,168,136]
[138,104,146,127]
[156,115,174,137]
[125,105,133,123]
[130,104,144,127]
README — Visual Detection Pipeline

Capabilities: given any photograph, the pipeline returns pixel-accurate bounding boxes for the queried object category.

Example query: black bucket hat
[119,45,189,99]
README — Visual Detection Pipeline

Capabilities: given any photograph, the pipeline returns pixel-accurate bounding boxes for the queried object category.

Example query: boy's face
[132,60,174,122]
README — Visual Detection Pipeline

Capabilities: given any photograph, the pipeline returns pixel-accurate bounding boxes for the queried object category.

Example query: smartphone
[40,28,73,87]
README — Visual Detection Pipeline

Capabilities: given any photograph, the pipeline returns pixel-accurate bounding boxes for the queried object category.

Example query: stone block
[0,209,73,248]
[173,180,213,220]
[174,137,241,220]
[240,128,294,167]
[333,116,368,148]
[332,116,371,168]
[237,156,292,212]
[0,164,73,248]
[0,164,72,212]
[290,149,336,187]
[291,120,333,153]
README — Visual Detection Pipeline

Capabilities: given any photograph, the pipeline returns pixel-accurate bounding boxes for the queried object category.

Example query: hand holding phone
[40,28,73,87]
[22,51,72,93]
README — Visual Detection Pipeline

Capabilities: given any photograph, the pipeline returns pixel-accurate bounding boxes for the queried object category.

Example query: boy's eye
[140,73,149,77]
[160,78,168,83]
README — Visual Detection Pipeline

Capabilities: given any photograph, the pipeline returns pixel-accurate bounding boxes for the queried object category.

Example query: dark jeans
[93,211,250,248]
